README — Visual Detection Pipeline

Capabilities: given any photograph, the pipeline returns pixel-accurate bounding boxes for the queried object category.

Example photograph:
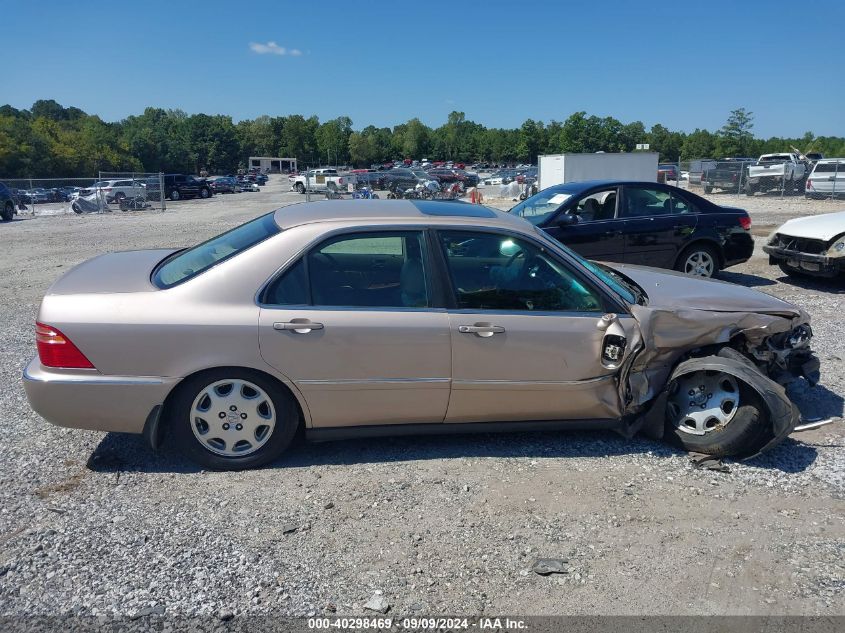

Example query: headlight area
[822,235,845,257]
[747,324,820,386]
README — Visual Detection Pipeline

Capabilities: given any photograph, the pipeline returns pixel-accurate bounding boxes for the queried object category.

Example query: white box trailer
[537,152,659,190]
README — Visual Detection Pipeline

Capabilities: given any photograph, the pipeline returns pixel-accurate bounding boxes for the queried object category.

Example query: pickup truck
[745,153,808,196]
[291,168,357,194]
[702,161,752,194]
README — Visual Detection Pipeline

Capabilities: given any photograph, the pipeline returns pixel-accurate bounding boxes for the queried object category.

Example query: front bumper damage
[763,244,845,277]
[618,305,821,457]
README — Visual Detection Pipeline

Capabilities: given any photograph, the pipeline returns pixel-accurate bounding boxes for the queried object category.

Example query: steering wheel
[504,249,526,271]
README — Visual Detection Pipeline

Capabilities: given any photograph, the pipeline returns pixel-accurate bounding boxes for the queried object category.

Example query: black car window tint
[623,188,671,217]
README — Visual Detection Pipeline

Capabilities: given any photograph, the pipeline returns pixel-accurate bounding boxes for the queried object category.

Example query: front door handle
[458,324,505,338]
[273,320,324,334]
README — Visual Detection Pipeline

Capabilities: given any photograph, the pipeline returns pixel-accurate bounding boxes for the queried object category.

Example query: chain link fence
[681,156,843,199]
[2,173,166,216]
[97,172,166,211]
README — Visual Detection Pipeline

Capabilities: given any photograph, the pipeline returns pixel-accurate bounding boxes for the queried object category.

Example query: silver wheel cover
[190,379,276,457]
[684,250,715,277]
[668,372,740,436]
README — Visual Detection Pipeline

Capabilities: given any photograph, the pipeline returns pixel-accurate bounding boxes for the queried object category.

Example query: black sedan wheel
[677,244,719,278]
[1,201,13,222]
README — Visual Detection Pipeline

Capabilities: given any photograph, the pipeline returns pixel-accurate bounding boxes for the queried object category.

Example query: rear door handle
[273,321,324,334]
[458,324,505,337]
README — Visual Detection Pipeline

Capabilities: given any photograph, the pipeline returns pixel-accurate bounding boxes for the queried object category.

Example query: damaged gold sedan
[23,201,823,470]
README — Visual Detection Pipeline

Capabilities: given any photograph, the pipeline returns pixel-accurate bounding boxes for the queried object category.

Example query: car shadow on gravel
[717,271,776,287]
[87,425,827,475]
[774,274,845,294]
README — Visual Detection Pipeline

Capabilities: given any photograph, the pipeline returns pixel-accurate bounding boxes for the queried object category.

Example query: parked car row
[700,153,842,198]
[208,175,263,194]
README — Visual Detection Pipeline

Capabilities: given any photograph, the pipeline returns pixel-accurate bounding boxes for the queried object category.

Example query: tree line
[1,101,844,179]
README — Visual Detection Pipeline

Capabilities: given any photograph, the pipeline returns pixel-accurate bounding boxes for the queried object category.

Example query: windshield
[412,170,429,179]
[537,228,639,305]
[510,187,575,225]
[152,212,280,288]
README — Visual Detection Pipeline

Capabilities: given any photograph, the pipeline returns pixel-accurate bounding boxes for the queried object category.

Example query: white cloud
[249,41,296,56]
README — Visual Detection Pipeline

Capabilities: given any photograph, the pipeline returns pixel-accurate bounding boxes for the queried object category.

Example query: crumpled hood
[610,263,802,317]
[774,210,845,241]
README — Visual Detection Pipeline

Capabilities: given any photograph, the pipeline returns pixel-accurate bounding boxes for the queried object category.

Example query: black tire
[703,184,713,194]
[1,201,13,222]
[169,189,181,201]
[170,368,300,470]
[666,377,769,458]
[199,187,211,199]
[113,192,126,202]
[71,202,83,214]
[675,243,720,278]
[295,182,305,194]
[745,183,755,196]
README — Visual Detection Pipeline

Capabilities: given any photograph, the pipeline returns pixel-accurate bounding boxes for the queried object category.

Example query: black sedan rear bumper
[763,245,845,277]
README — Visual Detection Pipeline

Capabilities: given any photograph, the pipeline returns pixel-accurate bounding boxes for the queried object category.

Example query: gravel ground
[0,177,843,619]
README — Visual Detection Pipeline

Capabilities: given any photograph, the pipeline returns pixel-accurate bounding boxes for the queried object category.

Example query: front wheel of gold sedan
[171,369,299,470]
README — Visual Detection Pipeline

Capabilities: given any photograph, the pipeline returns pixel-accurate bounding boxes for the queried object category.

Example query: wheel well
[159,366,305,443]
[676,239,723,269]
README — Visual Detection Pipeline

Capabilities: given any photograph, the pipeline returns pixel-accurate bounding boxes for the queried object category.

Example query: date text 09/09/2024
[307,617,527,630]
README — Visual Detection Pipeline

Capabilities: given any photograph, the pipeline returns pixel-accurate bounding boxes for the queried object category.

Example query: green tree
[316,116,353,166]
[718,108,754,157]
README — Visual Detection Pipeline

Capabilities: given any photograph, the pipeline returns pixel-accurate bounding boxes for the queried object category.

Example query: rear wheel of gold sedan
[171,369,299,470]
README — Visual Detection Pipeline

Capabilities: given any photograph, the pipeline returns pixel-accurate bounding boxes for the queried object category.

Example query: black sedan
[509,180,753,277]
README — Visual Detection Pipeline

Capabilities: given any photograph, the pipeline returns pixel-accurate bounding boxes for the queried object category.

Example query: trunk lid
[46,249,179,295]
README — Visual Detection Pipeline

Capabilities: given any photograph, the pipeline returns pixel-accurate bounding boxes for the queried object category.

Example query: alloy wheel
[190,379,276,457]
[684,250,715,277]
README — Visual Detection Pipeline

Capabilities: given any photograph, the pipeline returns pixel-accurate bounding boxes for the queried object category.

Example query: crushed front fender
[638,353,800,458]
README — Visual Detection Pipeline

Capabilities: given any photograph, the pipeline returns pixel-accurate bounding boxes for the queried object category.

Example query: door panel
[544,187,626,261]
[259,308,451,427]
[435,229,626,424]
[621,186,698,267]
[258,230,451,428]
[446,312,622,423]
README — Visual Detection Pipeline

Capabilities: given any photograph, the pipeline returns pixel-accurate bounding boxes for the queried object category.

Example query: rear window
[812,162,844,173]
[152,212,280,288]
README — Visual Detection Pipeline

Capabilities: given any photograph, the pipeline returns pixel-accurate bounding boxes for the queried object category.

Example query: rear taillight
[35,322,95,369]
[739,216,752,230]
[806,179,813,190]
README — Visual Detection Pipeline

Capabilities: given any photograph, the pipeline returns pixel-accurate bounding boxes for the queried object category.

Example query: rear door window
[621,187,672,217]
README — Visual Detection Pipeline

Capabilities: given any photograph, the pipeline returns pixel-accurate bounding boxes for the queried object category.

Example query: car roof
[544,179,662,192]
[272,199,530,231]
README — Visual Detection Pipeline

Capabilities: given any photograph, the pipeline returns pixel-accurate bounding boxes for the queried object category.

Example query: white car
[763,210,845,278]
[80,179,146,203]
[805,158,845,199]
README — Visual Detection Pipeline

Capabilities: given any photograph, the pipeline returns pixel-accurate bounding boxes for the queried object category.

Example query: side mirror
[557,213,578,226]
